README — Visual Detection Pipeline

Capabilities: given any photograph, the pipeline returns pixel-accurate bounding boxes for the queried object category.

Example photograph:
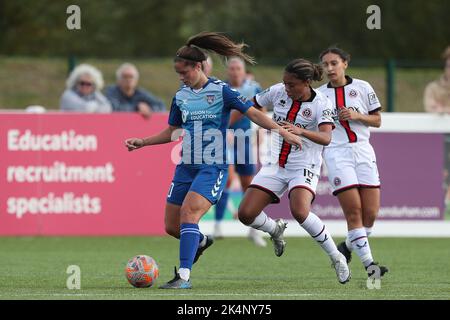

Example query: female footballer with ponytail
[125,32,300,289]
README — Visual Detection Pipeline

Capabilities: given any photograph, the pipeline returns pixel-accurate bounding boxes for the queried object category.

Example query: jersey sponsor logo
[322,109,332,117]
[301,108,312,119]
[189,110,218,121]
[334,177,341,186]
[349,89,358,97]
[368,92,379,105]
[206,95,215,105]
[272,114,306,128]
[347,106,361,113]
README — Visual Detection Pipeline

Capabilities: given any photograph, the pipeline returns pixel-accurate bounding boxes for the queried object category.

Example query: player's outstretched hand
[280,121,304,136]
[125,138,145,152]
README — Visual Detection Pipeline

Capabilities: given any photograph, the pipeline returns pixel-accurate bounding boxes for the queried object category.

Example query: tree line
[0,0,448,62]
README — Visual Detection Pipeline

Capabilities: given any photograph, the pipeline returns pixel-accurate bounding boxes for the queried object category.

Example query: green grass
[0,56,442,112]
[0,236,449,300]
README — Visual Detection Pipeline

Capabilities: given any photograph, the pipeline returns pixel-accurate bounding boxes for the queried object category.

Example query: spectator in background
[246,69,256,82]
[60,64,112,113]
[424,46,450,114]
[105,63,165,119]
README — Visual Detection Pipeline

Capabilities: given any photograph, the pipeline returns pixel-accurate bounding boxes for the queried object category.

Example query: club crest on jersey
[349,89,358,98]
[238,95,248,104]
[301,108,312,119]
[334,177,341,186]
[206,95,215,105]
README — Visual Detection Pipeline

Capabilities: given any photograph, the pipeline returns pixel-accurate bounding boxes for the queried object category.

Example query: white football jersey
[317,76,381,147]
[255,83,334,173]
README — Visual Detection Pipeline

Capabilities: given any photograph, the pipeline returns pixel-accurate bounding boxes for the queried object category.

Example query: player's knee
[362,207,378,218]
[362,209,377,226]
[345,207,363,225]
[290,208,309,223]
[179,206,200,223]
[165,224,179,238]
[237,205,254,225]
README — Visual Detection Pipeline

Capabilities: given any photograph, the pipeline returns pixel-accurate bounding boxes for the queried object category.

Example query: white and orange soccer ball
[125,255,159,288]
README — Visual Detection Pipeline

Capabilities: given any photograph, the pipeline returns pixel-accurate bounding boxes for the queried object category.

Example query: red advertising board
[1,113,175,235]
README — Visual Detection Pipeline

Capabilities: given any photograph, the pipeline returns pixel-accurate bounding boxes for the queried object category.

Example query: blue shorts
[235,163,256,176]
[167,165,229,206]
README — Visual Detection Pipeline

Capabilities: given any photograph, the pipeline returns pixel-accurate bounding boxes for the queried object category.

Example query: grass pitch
[0,236,448,300]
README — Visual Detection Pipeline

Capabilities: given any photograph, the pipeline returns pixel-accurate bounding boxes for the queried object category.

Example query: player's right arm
[125,96,183,151]
[125,125,182,151]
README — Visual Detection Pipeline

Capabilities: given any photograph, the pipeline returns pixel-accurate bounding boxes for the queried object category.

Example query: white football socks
[346,226,373,252]
[365,226,373,237]
[300,212,340,259]
[249,211,277,235]
[347,227,373,267]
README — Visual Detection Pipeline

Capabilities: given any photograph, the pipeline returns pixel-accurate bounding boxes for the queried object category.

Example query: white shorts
[323,141,380,196]
[249,165,319,203]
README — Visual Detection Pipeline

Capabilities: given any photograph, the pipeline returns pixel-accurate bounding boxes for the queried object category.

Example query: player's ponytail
[175,32,255,66]
[312,63,323,81]
[285,59,323,82]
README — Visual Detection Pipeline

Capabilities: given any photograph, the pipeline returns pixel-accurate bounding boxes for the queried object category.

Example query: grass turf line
[0,237,448,300]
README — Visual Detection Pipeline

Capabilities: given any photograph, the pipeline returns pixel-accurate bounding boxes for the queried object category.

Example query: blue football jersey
[168,78,253,168]
[229,79,262,131]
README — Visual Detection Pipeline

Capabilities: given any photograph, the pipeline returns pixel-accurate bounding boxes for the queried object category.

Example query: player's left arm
[340,110,381,128]
[281,97,334,146]
[229,109,244,127]
[340,84,382,128]
[228,97,266,127]
[223,86,301,148]
[281,121,333,146]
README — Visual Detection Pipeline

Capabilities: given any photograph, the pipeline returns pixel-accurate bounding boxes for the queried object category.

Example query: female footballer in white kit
[317,47,388,277]
[238,59,351,284]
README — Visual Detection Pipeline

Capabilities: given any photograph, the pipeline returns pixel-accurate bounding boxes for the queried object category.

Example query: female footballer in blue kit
[125,32,301,289]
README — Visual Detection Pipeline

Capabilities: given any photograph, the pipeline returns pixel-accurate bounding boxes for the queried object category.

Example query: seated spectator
[105,63,165,119]
[424,46,450,114]
[60,64,112,113]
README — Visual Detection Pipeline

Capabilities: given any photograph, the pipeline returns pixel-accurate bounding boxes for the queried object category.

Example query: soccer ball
[125,255,159,288]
